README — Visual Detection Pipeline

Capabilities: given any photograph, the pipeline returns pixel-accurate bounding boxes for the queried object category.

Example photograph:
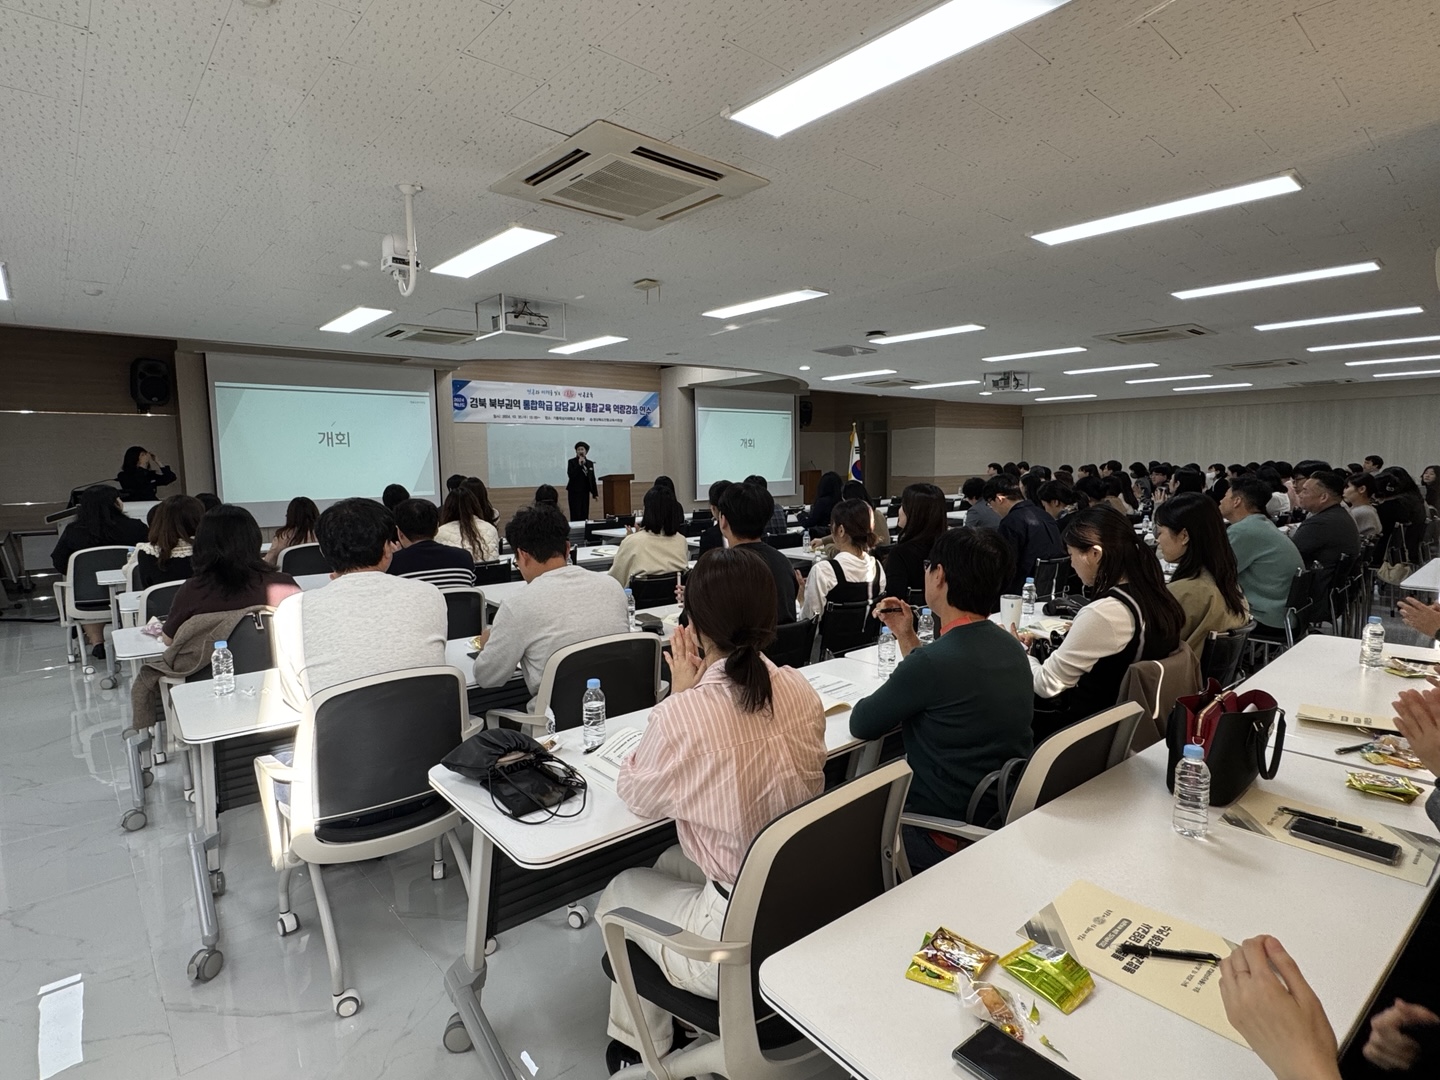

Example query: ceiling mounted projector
[987,371,1031,392]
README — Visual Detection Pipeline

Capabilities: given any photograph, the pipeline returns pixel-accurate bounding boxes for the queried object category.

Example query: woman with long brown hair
[435,484,499,562]
[1155,492,1250,653]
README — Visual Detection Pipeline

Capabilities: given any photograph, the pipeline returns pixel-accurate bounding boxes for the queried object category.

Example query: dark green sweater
[849,620,1034,819]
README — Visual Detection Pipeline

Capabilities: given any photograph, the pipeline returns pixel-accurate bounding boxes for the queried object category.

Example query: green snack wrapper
[1346,770,1423,803]
[998,940,1094,1014]
[904,928,998,992]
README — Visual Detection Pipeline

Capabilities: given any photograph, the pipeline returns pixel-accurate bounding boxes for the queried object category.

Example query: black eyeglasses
[922,560,933,571]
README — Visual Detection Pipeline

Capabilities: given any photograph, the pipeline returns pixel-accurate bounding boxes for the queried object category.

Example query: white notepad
[804,673,863,714]
[581,726,644,787]
[1295,704,1400,733]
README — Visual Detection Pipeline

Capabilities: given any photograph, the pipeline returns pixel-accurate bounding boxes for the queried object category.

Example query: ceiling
[3,0,1440,404]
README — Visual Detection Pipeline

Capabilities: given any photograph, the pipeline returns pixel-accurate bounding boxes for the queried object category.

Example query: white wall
[935,426,1024,475]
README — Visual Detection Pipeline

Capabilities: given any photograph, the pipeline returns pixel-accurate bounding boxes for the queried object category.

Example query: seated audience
[386,498,476,590]
[717,481,799,624]
[1292,471,1361,575]
[1343,472,1382,540]
[274,499,445,708]
[983,474,1066,594]
[1102,473,1136,515]
[985,462,1003,478]
[1155,493,1250,653]
[163,505,299,644]
[744,473,789,535]
[129,494,204,589]
[263,496,319,566]
[436,484,500,563]
[473,504,627,709]
[1219,478,1305,631]
[610,484,689,585]
[1149,463,1174,493]
[1423,464,1440,515]
[698,479,730,554]
[652,474,677,494]
[798,470,843,537]
[1255,466,1290,520]
[596,547,825,1068]
[1078,463,1100,481]
[1206,463,1230,502]
[1376,467,1428,562]
[533,483,559,508]
[963,476,1001,528]
[800,497,886,620]
[852,527,1033,872]
[381,483,410,510]
[1037,479,1081,521]
[1172,467,1205,495]
[51,484,151,655]
[884,483,949,600]
[843,479,890,546]
[195,492,221,512]
[1365,454,1384,474]
[1022,507,1184,741]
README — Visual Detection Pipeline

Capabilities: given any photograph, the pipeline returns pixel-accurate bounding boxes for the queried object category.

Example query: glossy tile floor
[0,613,615,1080]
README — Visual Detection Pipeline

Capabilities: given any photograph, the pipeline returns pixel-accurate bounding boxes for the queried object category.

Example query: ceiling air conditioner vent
[1287,377,1359,386]
[858,378,914,388]
[492,120,768,230]
[814,345,878,357]
[1218,358,1306,371]
[1096,324,1215,345]
[374,324,476,347]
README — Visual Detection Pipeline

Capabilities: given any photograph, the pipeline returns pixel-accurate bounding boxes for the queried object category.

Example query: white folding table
[1400,558,1440,592]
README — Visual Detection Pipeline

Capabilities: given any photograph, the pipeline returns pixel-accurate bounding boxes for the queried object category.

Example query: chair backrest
[535,633,664,729]
[443,587,487,639]
[762,620,816,669]
[277,543,332,576]
[1005,702,1145,822]
[762,531,803,550]
[473,559,515,585]
[66,546,131,608]
[816,599,878,657]
[185,609,276,681]
[302,667,466,826]
[1117,645,1201,751]
[1031,555,1074,600]
[1199,621,1254,687]
[1283,566,1318,631]
[718,760,911,1046]
[138,580,185,623]
[627,571,683,610]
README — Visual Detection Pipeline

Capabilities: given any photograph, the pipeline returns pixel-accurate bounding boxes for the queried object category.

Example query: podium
[600,473,634,517]
[800,469,821,504]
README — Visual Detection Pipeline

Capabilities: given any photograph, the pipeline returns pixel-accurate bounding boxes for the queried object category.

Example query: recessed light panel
[0,262,10,301]
[1254,306,1422,332]
[702,289,827,319]
[982,346,1086,363]
[1063,363,1158,375]
[1173,382,1252,392]
[548,336,627,355]
[1032,394,1097,402]
[908,379,980,389]
[1308,334,1440,353]
[431,225,559,279]
[1343,353,1440,368]
[1172,261,1380,300]
[871,324,984,344]
[1372,369,1440,379]
[820,369,896,381]
[1125,374,1212,384]
[319,306,392,333]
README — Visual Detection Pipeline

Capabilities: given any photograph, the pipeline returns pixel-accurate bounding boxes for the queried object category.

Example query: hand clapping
[668,623,704,695]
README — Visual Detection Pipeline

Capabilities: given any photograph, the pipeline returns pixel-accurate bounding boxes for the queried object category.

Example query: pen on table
[1116,943,1222,965]
[1277,806,1365,833]
[582,743,602,755]
[1333,740,1374,755]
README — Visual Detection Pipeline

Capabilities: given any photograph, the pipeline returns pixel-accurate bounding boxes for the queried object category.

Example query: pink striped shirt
[616,657,827,886]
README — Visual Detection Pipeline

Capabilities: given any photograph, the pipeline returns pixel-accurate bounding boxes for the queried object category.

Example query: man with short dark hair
[1220,478,1304,630]
[985,462,1002,478]
[274,498,447,710]
[718,482,798,624]
[851,527,1033,873]
[472,503,627,709]
[386,498,476,590]
[1150,463,1174,491]
[962,476,1000,528]
[1364,454,1384,474]
[745,473,789,535]
[698,479,730,554]
[1292,471,1361,574]
[982,475,1064,594]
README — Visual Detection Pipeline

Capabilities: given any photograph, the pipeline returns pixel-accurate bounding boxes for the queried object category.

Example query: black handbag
[1165,679,1285,806]
[441,729,587,822]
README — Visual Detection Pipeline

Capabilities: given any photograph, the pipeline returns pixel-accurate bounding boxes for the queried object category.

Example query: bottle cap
[922,607,931,615]
[586,678,601,689]
[880,627,893,636]
[1368,616,1382,624]
[1025,577,1035,584]
[213,640,227,649]
[1182,743,1205,760]
[624,588,632,596]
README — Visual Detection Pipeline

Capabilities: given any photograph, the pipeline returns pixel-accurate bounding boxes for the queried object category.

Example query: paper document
[804,673,863,714]
[1296,703,1400,733]
[582,726,644,787]
[1022,881,1244,1045]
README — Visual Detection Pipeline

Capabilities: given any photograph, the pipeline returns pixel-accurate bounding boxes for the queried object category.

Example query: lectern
[600,473,634,516]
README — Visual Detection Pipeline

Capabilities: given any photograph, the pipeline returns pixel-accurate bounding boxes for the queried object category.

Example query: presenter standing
[116,445,177,502]
[566,441,598,522]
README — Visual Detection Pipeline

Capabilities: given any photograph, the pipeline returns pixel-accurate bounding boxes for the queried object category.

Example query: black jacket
[566,456,597,496]
[997,500,1065,595]
[116,464,177,502]
[51,518,148,572]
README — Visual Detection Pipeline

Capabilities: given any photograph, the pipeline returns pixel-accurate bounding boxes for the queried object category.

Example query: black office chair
[277,543,332,576]
[762,531,803,550]
[56,545,131,666]
[1247,566,1317,666]
[627,571,684,610]
[814,600,879,659]
[1032,556,1077,600]
[486,633,665,733]
[585,519,619,544]
[691,509,712,523]
[763,620,817,669]
[444,588,487,639]
[473,560,514,586]
[137,580,185,623]
[1199,622,1255,687]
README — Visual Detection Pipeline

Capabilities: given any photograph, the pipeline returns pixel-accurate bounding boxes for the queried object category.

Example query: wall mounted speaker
[798,398,813,429]
[130,357,172,411]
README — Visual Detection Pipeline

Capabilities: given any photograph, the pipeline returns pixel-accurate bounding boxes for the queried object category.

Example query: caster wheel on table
[121,808,147,832]
[142,768,154,788]
[431,861,445,881]
[277,911,300,936]
[210,870,226,896]
[187,947,224,982]
[566,904,589,929]
[443,1013,472,1053]
[100,675,118,690]
[333,990,362,1017]
[484,937,497,956]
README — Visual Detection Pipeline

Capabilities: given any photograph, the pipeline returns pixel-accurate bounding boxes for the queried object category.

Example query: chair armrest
[600,906,750,965]
[485,707,545,732]
[254,753,294,783]
[461,713,486,740]
[657,679,669,702]
[899,812,992,846]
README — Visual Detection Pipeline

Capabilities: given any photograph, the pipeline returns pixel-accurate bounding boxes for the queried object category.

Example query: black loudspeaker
[130,357,171,411]
[798,398,813,429]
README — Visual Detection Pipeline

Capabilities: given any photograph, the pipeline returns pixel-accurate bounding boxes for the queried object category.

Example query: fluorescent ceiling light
[1254,306,1422,332]
[702,289,827,319]
[799,365,811,371]
[1032,394,1097,402]
[820,369,897,382]
[1020,387,1047,392]
[1373,369,1440,379]
[548,335,627,355]
[0,262,10,301]
[1172,261,1380,300]
[1173,382,1252,392]
[729,0,1073,138]
[909,379,980,389]
[982,346,1086,363]
[1343,353,1440,368]
[431,225,559,279]
[1063,363,1158,375]
[872,324,984,344]
[1033,173,1302,246]
[1308,333,1440,352]
[1125,374,1212,384]
[319,306,392,333]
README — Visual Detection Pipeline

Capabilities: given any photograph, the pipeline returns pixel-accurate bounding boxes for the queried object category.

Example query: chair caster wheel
[431,861,445,881]
[121,808,147,831]
[333,990,362,1017]
[142,768,154,788]
[184,788,195,803]
[67,655,79,665]
[154,751,168,765]
[100,675,118,690]
[566,904,589,929]
[210,870,226,896]
[484,937,497,956]
[187,947,224,982]
[277,911,300,936]
[443,1013,472,1053]
[83,664,96,676]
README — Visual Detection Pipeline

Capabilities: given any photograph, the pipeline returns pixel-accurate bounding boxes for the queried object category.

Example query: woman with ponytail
[594,546,827,1069]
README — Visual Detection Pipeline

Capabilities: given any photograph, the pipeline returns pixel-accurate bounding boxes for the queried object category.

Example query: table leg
[442,832,517,1078]
[198,743,221,874]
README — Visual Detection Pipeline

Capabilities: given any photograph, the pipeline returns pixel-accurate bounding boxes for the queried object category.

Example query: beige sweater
[608,529,690,585]
[1168,570,1250,656]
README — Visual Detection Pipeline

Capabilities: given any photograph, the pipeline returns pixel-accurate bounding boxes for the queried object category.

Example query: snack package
[998,940,1094,1014]
[957,977,1025,1040]
[904,928,997,992]
[1346,770,1423,804]
[1360,736,1425,771]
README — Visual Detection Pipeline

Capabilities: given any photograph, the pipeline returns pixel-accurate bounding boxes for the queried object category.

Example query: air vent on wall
[373,324,476,346]
[1218,358,1306,371]
[1096,323,1215,345]
[814,345,878,357]
[491,120,768,230]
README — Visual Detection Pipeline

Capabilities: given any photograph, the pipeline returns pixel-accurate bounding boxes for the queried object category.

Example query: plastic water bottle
[1361,616,1385,669]
[211,640,235,696]
[1021,578,1037,624]
[916,607,935,646]
[544,707,557,740]
[1172,744,1211,839]
[877,627,898,677]
[581,679,606,749]
[624,588,637,631]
